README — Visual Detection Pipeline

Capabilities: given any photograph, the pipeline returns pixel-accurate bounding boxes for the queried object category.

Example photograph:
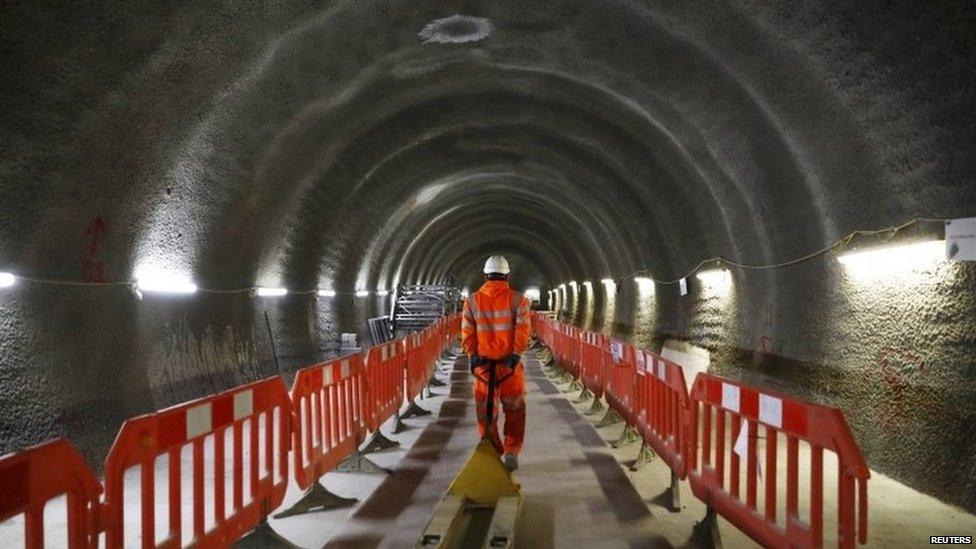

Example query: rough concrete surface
[1,0,975,519]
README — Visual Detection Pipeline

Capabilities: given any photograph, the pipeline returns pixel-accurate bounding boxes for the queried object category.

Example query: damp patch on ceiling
[418,15,493,45]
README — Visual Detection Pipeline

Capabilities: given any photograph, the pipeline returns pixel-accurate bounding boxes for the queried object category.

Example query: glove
[470,354,485,367]
[506,354,521,368]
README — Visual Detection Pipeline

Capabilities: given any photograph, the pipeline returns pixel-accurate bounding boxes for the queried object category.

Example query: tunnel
[1,1,976,547]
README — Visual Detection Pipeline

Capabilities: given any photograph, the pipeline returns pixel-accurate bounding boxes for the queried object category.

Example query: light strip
[376,289,390,296]
[355,290,370,297]
[0,272,15,288]
[318,290,336,297]
[696,269,730,286]
[135,277,197,294]
[633,277,655,292]
[838,240,945,273]
[256,287,287,297]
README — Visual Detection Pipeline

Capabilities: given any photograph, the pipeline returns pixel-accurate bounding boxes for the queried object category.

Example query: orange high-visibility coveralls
[461,279,531,455]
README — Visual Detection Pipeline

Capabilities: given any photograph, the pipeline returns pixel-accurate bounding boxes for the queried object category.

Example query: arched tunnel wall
[1,0,975,512]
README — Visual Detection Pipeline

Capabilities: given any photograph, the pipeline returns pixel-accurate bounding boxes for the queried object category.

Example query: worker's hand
[506,354,521,368]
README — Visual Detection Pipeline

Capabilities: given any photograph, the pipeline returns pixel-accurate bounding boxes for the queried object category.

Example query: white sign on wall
[678,277,688,296]
[947,217,976,261]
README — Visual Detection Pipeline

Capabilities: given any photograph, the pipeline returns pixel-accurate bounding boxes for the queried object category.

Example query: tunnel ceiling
[1,0,975,293]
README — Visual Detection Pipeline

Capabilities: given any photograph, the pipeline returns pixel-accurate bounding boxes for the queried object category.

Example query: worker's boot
[503,453,518,472]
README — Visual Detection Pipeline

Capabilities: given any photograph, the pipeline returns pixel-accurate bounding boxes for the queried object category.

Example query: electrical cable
[575,216,947,286]
[0,216,951,293]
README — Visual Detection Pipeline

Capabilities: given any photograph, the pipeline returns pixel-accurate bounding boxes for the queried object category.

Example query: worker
[461,254,531,472]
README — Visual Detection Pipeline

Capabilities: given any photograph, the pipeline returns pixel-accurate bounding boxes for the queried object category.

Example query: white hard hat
[483,254,510,275]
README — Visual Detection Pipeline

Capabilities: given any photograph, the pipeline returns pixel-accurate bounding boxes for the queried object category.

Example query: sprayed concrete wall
[1,0,975,512]
[568,238,976,512]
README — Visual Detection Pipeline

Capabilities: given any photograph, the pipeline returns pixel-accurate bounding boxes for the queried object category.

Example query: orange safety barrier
[101,377,291,547]
[364,339,405,432]
[603,339,637,423]
[635,351,691,478]
[579,331,605,397]
[0,439,101,548]
[405,330,434,402]
[290,354,368,491]
[687,374,869,548]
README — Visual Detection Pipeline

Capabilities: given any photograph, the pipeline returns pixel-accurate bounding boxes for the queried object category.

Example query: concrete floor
[3,348,976,548]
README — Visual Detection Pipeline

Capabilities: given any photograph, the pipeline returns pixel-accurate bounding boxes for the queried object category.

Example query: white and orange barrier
[531,312,870,548]
[365,339,406,433]
[101,377,291,547]
[687,374,869,548]
[0,312,462,548]
[290,354,368,490]
[0,439,101,548]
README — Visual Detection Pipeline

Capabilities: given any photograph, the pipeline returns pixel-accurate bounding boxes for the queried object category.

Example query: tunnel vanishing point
[1,1,976,547]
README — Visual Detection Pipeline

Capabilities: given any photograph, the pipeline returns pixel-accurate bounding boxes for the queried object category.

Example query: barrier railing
[365,339,406,432]
[405,331,433,403]
[101,377,291,547]
[602,339,636,424]
[687,374,869,548]
[0,312,462,549]
[579,331,605,398]
[290,354,368,491]
[0,439,101,548]
[530,312,870,548]
[636,353,691,479]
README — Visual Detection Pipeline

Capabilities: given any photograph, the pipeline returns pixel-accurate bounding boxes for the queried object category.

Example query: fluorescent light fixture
[568,281,578,287]
[525,287,541,301]
[695,269,732,296]
[256,287,287,297]
[838,240,945,276]
[601,278,615,285]
[317,290,336,297]
[135,276,197,294]
[0,272,15,288]
[355,290,370,297]
[582,281,593,289]
[633,277,655,292]
[376,289,390,296]
[133,267,197,294]
[558,283,566,290]
[696,269,731,286]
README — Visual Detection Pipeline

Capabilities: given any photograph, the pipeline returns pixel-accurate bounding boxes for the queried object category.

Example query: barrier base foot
[585,396,605,416]
[628,442,656,472]
[401,401,432,419]
[361,430,399,454]
[596,408,624,428]
[669,470,682,512]
[692,507,723,549]
[393,416,409,434]
[427,374,447,387]
[568,379,583,392]
[573,387,593,403]
[273,482,357,519]
[335,451,391,474]
[612,424,640,448]
[235,520,298,548]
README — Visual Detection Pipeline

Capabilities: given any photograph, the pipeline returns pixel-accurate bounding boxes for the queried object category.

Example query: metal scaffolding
[392,284,461,334]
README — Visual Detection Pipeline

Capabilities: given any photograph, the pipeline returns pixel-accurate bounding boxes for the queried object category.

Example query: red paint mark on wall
[874,345,926,429]
[82,216,108,282]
